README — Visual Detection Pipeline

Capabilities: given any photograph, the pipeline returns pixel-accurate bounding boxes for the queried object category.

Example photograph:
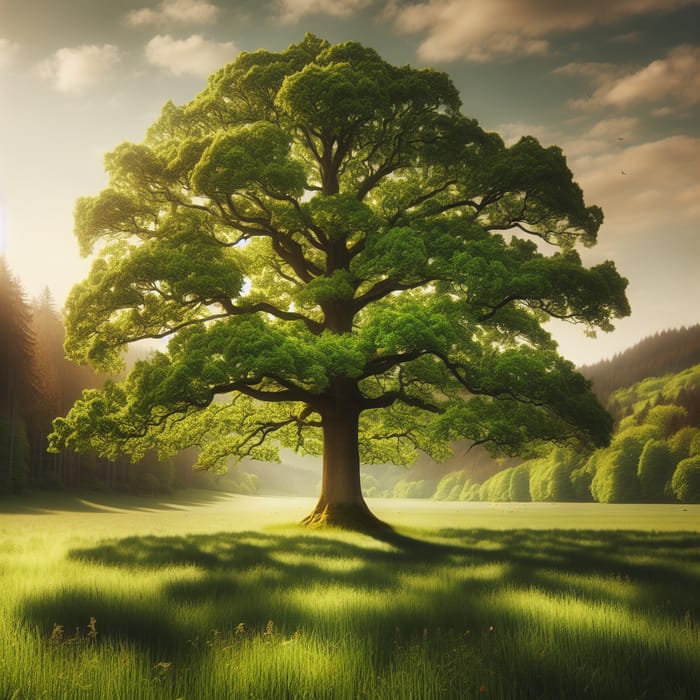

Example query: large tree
[51,35,629,528]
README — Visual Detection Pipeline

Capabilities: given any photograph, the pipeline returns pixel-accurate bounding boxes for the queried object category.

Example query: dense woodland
[580,324,700,403]
[2,256,699,502]
[0,258,255,496]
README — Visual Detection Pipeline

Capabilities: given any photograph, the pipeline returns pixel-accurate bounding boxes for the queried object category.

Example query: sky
[0,0,698,366]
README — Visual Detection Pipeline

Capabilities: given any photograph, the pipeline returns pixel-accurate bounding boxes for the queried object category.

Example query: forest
[3,251,698,503]
[0,257,256,496]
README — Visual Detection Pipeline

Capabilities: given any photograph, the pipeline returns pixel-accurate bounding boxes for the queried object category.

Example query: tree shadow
[18,526,700,696]
[0,488,236,514]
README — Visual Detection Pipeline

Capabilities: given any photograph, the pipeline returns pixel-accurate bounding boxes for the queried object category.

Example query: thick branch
[362,389,441,413]
[352,277,432,313]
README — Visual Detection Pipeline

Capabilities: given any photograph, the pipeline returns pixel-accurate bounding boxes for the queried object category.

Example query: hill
[579,324,700,403]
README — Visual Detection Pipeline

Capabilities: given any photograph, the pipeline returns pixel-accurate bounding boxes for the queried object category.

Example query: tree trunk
[301,403,388,531]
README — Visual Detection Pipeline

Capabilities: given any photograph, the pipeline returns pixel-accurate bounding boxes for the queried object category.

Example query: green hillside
[433,363,700,504]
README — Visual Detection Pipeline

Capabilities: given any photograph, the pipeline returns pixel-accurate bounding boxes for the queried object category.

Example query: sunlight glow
[0,201,6,255]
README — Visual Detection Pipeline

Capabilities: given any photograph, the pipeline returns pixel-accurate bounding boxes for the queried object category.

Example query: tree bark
[301,402,388,531]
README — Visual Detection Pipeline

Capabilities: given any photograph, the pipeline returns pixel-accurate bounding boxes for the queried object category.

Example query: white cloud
[561,117,640,160]
[276,0,375,22]
[37,44,122,94]
[496,117,639,151]
[554,61,628,87]
[145,34,237,77]
[492,122,555,147]
[384,0,700,62]
[601,45,700,108]
[564,45,700,113]
[570,135,700,234]
[0,38,20,70]
[128,0,221,26]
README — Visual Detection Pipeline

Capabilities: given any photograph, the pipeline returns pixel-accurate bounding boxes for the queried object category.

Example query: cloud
[612,31,642,42]
[561,117,640,160]
[0,38,20,70]
[127,0,221,26]
[570,135,700,235]
[496,117,642,166]
[145,34,237,77]
[599,45,700,108]
[384,0,700,62]
[37,44,122,94]
[563,45,700,113]
[276,0,375,22]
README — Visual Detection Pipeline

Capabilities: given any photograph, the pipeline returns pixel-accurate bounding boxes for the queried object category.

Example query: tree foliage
[671,456,700,503]
[48,36,630,524]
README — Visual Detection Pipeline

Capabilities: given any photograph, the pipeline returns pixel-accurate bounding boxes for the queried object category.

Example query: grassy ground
[1,491,699,699]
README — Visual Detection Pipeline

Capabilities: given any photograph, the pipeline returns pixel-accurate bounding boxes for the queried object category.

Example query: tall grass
[1,493,699,698]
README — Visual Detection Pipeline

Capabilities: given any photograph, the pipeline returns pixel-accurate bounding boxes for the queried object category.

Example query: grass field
[1,491,699,699]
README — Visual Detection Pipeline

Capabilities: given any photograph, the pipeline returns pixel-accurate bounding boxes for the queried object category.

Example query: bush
[669,427,700,463]
[529,456,573,502]
[361,473,381,498]
[671,456,700,503]
[460,481,481,501]
[644,405,687,438]
[637,439,674,501]
[509,464,531,502]
[433,471,465,501]
[691,431,700,458]
[479,468,514,502]
[393,478,432,498]
[590,448,641,503]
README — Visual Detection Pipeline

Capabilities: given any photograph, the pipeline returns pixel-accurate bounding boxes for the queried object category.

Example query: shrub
[669,427,700,463]
[480,468,514,502]
[637,439,674,502]
[393,478,432,498]
[671,456,700,503]
[691,430,700,458]
[590,448,641,503]
[459,479,480,501]
[509,464,531,502]
[643,405,687,438]
[433,471,465,501]
[570,455,597,501]
[529,452,573,502]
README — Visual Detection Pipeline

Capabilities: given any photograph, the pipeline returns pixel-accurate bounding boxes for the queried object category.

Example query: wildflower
[87,617,98,642]
[48,623,64,645]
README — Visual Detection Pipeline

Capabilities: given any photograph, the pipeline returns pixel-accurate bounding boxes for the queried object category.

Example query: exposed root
[300,502,392,534]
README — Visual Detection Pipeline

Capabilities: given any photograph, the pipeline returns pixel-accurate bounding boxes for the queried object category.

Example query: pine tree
[0,258,36,492]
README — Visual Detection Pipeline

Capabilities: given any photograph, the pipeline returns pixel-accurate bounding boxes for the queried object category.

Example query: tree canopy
[50,35,630,528]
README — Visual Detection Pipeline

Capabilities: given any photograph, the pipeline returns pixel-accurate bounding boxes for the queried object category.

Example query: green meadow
[1,492,699,699]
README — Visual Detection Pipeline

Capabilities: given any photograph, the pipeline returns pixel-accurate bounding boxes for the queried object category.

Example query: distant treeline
[430,363,700,504]
[0,258,256,496]
[580,324,700,403]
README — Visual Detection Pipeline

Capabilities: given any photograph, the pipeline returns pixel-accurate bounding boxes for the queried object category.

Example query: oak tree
[51,35,629,529]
